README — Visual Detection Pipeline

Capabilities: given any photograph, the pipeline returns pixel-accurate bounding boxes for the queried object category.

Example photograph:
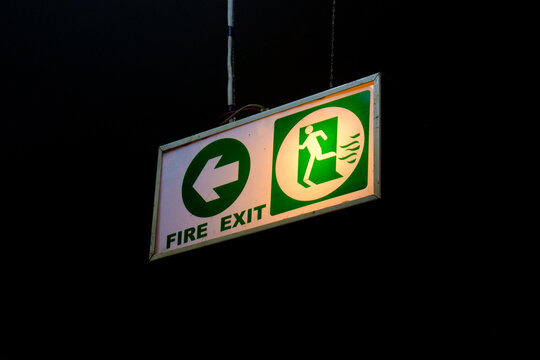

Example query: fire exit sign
[150,73,381,260]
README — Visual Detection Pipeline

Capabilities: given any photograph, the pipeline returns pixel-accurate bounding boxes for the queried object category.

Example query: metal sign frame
[149,73,381,261]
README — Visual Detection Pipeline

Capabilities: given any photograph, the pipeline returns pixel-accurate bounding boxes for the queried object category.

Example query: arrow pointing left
[192,155,239,202]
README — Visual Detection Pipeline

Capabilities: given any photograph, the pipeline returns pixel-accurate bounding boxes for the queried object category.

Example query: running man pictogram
[298,125,337,187]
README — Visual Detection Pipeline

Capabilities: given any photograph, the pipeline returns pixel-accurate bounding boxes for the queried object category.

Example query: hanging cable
[219,104,267,125]
[329,0,336,88]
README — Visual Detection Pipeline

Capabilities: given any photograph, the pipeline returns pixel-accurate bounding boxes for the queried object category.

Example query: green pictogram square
[270,90,371,216]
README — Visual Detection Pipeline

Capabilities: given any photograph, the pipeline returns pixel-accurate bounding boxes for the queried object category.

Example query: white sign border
[149,73,381,261]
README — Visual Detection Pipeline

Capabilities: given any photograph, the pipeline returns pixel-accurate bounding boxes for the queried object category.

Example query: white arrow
[193,155,239,202]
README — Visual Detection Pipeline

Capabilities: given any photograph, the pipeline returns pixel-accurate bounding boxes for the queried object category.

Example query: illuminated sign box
[150,73,381,260]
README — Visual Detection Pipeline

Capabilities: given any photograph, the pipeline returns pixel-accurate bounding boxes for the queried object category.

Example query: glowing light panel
[150,74,380,260]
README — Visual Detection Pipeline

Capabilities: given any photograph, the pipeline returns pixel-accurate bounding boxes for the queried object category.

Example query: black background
[2,0,512,354]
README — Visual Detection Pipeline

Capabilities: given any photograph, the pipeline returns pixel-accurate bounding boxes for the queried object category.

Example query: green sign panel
[271,91,371,215]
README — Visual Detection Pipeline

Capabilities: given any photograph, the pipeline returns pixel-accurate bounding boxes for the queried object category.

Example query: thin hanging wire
[329,0,336,88]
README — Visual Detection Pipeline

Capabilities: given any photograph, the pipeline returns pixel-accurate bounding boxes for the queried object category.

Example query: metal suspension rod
[330,0,336,88]
[227,0,235,111]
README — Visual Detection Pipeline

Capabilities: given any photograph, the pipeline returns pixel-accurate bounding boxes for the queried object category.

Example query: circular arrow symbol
[182,138,250,218]
[192,155,239,202]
